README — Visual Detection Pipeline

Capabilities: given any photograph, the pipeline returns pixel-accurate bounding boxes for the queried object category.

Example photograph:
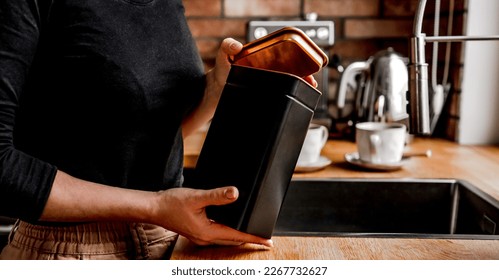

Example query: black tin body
[188,65,321,238]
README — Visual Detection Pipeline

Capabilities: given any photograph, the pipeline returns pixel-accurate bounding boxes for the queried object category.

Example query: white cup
[297,124,328,166]
[355,122,406,164]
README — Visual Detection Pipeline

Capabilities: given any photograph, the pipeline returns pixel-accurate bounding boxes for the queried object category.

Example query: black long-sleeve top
[0,0,205,222]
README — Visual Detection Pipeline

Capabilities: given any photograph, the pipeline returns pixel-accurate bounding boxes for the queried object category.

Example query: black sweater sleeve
[0,0,57,221]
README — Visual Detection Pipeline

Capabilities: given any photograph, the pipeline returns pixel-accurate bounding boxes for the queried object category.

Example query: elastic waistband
[3,220,177,259]
[11,220,135,255]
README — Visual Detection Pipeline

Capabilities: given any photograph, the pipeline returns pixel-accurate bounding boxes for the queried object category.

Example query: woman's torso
[14,0,205,190]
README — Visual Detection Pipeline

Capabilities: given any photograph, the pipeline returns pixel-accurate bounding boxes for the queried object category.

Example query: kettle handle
[337,61,369,108]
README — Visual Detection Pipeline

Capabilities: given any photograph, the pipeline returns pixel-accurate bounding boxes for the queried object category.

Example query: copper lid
[231,26,329,78]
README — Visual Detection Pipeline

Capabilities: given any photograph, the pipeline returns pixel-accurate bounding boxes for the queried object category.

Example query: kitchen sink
[274,178,499,239]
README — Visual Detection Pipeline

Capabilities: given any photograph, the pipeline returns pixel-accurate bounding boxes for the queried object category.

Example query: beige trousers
[0,220,178,260]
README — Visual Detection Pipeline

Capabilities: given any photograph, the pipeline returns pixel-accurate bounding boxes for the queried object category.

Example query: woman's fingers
[171,186,273,247]
[304,75,318,88]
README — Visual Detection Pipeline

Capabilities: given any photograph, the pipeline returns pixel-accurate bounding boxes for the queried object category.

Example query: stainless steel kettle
[337,48,409,125]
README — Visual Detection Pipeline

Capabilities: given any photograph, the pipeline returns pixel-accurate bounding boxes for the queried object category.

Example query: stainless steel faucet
[408,0,499,135]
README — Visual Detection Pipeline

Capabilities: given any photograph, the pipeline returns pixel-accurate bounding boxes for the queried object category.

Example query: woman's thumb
[204,186,239,206]
[219,38,243,56]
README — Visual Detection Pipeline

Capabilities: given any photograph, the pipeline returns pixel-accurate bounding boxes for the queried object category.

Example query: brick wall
[184,0,467,140]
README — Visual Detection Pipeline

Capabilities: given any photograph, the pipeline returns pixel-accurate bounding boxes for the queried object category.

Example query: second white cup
[355,122,406,164]
[297,124,328,166]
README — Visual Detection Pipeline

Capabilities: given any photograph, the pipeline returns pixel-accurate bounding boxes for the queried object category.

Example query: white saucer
[344,152,405,171]
[295,156,332,172]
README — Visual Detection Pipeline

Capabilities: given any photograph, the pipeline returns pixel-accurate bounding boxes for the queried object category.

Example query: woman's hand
[154,186,273,247]
[181,38,243,138]
[211,38,243,90]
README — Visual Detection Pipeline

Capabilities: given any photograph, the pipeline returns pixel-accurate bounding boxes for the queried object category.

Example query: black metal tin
[188,65,321,238]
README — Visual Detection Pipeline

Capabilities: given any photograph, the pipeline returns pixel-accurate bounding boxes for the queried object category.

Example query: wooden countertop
[174,132,499,259]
